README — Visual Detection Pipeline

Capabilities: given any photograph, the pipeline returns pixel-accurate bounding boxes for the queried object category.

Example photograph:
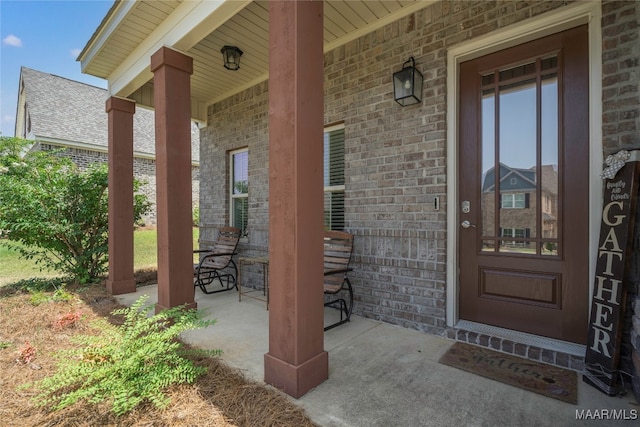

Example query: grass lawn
[134,227,200,270]
[0,228,199,286]
[0,242,61,286]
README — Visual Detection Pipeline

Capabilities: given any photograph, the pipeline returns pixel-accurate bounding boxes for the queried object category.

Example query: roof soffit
[78,0,136,73]
[86,0,250,98]
[83,1,434,115]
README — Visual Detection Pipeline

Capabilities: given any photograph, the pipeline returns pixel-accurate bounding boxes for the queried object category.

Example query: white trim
[106,0,250,99]
[78,1,137,72]
[14,75,26,138]
[36,135,118,154]
[323,1,437,54]
[587,5,603,314]
[324,122,345,134]
[205,2,438,106]
[34,136,200,166]
[446,1,602,329]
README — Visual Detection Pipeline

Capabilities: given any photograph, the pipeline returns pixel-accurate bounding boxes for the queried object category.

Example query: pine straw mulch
[0,270,318,427]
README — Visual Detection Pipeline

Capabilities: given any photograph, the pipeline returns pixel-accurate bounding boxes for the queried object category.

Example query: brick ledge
[447,320,586,372]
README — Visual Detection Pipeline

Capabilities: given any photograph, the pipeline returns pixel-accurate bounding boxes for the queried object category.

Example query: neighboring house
[481,163,558,252]
[77,1,640,399]
[14,67,200,225]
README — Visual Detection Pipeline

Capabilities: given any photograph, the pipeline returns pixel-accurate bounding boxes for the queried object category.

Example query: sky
[0,0,114,137]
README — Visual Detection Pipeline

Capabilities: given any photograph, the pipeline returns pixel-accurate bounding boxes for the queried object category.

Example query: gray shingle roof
[19,67,199,162]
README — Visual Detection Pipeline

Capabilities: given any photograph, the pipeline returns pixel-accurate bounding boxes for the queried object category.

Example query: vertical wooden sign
[583,160,640,395]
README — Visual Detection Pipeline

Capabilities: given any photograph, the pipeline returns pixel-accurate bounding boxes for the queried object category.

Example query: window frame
[501,192,526,209]
[229,147,249,236]
[501,227,528,247]
[323,123,345,231]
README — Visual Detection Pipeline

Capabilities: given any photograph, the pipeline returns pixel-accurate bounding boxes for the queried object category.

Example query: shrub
[0,137,151,283]
[27,296,217,416]
[17,341,37,364]
[192,205,200,226]
[27,283,74,306]
[52,311,83,330]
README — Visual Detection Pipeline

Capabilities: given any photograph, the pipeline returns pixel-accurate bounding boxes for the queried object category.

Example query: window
[545,194,551,212]
[501,193,526,209]
[501,227,530,247]
[502,228,525,239]
[324,125,345,231]
[230,148,248,236]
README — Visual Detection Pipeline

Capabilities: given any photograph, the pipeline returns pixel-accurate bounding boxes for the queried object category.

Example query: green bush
[192,205,200,226]
[0,137,151,283]
[27,295,217,416]
[28,284,74,306]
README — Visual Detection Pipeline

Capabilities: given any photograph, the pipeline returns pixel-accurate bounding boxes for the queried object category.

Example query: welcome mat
[439,342,578,404]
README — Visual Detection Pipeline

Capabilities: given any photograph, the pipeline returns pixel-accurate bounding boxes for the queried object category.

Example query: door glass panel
[478,57,560,257]
[481,88,496,244]
[481,240,495,252]
[498,77,537,251]
[541,74,559,246]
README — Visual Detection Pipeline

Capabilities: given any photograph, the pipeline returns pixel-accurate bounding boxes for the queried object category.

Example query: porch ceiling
[79,0,432,122]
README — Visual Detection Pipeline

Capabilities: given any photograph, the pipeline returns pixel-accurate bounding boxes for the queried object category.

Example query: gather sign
[583,160,640,395]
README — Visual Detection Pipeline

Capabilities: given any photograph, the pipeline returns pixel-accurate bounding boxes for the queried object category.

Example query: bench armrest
[324,268,352,276]
[200,251,237,259]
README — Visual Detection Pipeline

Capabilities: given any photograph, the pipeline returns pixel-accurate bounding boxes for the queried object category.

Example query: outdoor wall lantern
[221,45,243,71]
[393,57,423,106]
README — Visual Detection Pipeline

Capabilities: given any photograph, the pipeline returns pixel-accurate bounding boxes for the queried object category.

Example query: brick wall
[324,0,580,334]
[601,0,640,402]
[40,143,200,226]
[200,82,270,289]
[201,0,640,381]
[202,0,570,331]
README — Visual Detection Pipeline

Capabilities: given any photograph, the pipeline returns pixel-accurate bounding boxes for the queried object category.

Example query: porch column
[150,46,196,312]
[105,97,136,295]
[264,0,327,398]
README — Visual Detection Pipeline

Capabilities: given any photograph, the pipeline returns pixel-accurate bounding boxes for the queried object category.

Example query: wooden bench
[323,230,354,331]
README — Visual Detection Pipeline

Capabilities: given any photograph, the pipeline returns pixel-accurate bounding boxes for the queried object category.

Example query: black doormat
[439,342,578,404]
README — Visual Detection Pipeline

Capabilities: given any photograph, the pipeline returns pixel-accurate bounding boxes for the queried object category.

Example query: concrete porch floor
[115,285,638,427]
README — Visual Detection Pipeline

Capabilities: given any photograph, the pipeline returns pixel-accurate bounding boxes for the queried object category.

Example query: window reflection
[479,58,559,256]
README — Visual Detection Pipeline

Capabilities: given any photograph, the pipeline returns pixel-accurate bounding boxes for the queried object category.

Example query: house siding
[40,143,200,226]
[200,0,640,386]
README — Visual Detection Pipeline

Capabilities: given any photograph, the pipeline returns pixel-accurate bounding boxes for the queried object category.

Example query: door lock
[462,200,471,214]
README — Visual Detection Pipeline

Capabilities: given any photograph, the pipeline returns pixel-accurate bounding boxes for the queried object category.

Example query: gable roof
[482,163,558,195]
[482,163,536,192]
[15,67,199,163]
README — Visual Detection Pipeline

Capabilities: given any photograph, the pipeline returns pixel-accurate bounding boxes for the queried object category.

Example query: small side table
[237,256,269,309]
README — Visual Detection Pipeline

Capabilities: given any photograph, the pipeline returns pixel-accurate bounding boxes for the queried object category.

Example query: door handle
[461,220,476,229]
